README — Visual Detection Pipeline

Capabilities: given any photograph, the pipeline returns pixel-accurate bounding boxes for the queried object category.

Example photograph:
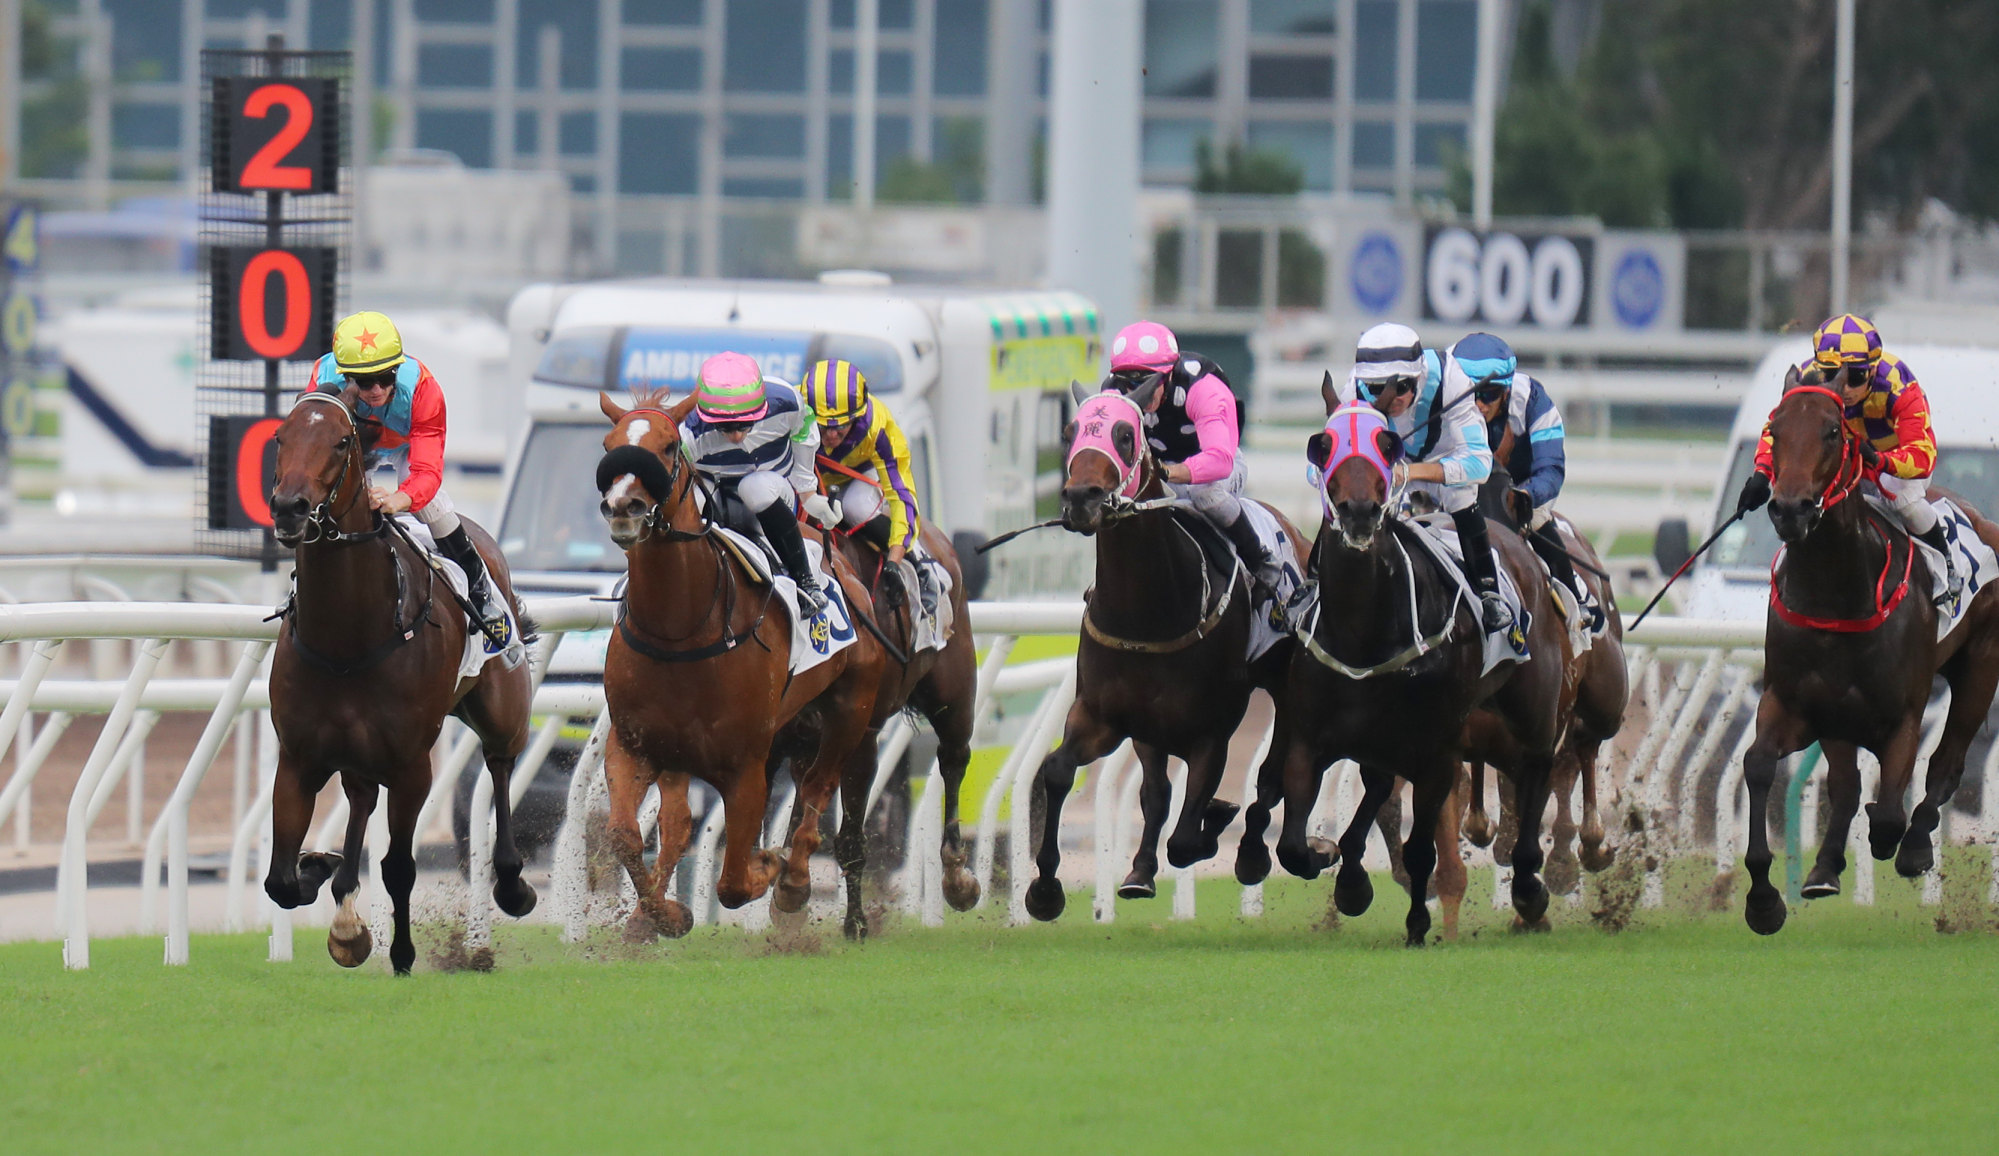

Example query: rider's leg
[1526,505,1603,630]
[840,478,935,615]
[743,471,828,616]
[1178,458,1283,594]
[1883,474,1959,603]
[1445,487,1513,633]
[418,490,512,648]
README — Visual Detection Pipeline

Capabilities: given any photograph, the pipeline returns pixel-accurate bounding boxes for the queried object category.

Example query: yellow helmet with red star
[332,311,406,375]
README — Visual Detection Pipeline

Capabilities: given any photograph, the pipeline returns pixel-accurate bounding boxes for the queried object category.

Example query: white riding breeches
[735,469,796,514]
[1527,502,1555,531]
[1404,478,1478,515]
[836,477,883,527]
[414,486,460,537]
[1878,473,1937,533]
[1165,456,1246,525]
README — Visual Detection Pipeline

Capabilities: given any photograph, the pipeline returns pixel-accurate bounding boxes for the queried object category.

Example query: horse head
[270,389,371,547]
[1060,378,1158,534]
[1765,363,1858,544]
[597,387,698,548]
[1311,403,1403,550]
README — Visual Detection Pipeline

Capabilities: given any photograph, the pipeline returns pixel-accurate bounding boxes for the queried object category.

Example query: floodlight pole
[1829,0,1855,314]
[854,0,879,210]
[1471,0,1502,229]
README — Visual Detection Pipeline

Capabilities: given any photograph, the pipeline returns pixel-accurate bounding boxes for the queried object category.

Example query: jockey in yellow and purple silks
[1737,313,1958,604]
[800,358,939,615]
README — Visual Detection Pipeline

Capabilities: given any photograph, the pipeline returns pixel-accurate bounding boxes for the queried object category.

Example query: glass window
[1144,0,1220,98]
[1354,0,1397,102]
[1250,0,1335,35]
[497,423,627,574]
[517,0,599,88]
[832,0,915,28]
[415,0,493,20]
[1414,121,1466,166]
[725,0,808,92]
[624,0,702,24]
[1143,118,1209,177]
[418,43,494,88]
[934,0,988,96]
[415,110,493,168]
[622,46,702,91]
[515,111,537,155]
[813,334,905,395]
[878,50,914,96]
[618,113,700,193]
[724,177,806,198]
[1352,120,1393,169]
[532,328,615,388]
[1247,54,1332,100]
[725,114,807,158]
[1416,0,1477,101]
[1247,121,1333,190]
[106,0,179,81]
[830,49,854,94]
[112,103,178,149]
[559,112,595,156]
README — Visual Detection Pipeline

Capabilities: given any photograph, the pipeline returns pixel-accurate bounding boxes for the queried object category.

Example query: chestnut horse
[264,390,537,975]
[1739,365,1999,934]
[1274,402,1571,944]
[1024,377,1306,920]
[827,511,983,912]
[596,389,887,940]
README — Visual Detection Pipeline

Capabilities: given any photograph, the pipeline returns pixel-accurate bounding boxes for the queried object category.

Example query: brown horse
[827,509,983,912]
[1023,378,1306,920]
[263,390,537,975]
[1274,402,1572,944]
[596,389,887,940]
[1739,366,1999,933]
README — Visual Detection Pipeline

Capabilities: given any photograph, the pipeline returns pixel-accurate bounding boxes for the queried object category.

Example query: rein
[1766,385,1911,633]
[1295,522,1465,679]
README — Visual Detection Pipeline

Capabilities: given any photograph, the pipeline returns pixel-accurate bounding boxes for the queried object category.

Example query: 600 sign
[1423,227,1592,330]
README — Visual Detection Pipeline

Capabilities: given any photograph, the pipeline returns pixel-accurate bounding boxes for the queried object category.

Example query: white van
[1673,342,1999,621]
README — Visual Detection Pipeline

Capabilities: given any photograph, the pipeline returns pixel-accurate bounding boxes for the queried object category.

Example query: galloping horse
[1024,377,1306,920]
[1274,402,1571,944]
[824,486,983,912]
[1739,365,1999,933]
[264,389,537,975]
[596,389,887,940]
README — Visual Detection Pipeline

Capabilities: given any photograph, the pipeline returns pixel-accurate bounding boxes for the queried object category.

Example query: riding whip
[975,519,1064,554]
[1626,508,1746,631]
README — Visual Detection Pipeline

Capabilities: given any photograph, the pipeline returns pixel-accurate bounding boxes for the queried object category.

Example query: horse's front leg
[1274,735,1333,881]
[1575,737,1615,872]
[327,775,378,968]
[604,729,685,939]
[1463,761,1495,847]
[714,761,782,910]
[1434,768,1469,941]
[1331,767,1394,917]
[1742,695,1809,935]
[1118,742,1174,900]
[1802,741,1860,899]
[1166,735,1234,869]
[1544,753,1582,896]
[1236,706,1288,885]
[1025,703,1120,921]
[263,751,324,911]
[481,745,538,920]
[1505,749,1557,928]
[1401,763,1456,946]
[1865,714,1924,867]
[381,772,427,975]
[1900,650,1999,876]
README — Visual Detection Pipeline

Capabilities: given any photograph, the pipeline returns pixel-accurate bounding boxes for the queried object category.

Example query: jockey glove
[1857,441,1882,470]
[1737,472,1772,512]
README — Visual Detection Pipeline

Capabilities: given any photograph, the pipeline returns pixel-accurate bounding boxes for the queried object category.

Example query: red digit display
[238,84,315,190]
[238,250,310,358]
[233,417,282,527]
[210,246,334,363]
[213,77,338,194]
[208,414,284,530]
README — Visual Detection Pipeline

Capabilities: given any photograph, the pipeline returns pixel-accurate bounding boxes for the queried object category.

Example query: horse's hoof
[769,902,809,934]
[327,926,373,968]
[941,869,982,912]
[1800,864,1843,900]
[1024,877,1066,921]
[623,910,659,943]
[1864,804,1904,861]
[1116,873,1157,901]
[296,852,342,897]
[1234,840,1272,886]
[1895,837,1935,880]
[1200,798,1241,835]
[1305,835,1340,863]
[1509,915,1552,934]
[1405,914,1432,946]
[1744,889,1788,936]
[263,876,303,911]
[1511,875,1550,924]
[1333,866,1373,917]
[1578,841,1616,873]
[494,876,538,919]
[843,913,867,942]
[656,900,693,938]
[1464,814,1495,848]
[389,940,416,976]
[774,878,812,915]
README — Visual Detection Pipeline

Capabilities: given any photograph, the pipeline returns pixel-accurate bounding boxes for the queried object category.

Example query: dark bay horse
[827,505,983,913]
[1023,378,1306,921]
[1739,366,1999,934]
[1274,402,1571,944]
[264,390,537,975]
[596,389,887,940]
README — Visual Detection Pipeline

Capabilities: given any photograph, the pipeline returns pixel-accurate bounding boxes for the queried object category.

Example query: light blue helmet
[1452,333,1516,389]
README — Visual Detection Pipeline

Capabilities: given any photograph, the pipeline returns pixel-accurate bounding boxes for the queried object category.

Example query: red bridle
[1767,385,1912,632]
[1777,385,1865,511]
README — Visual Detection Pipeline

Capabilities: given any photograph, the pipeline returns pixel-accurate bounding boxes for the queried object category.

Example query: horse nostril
[599,500,616,518]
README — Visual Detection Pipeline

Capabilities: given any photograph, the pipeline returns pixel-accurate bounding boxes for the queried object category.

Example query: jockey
[1455,333,1605,632]
[800,358,938,616]
[1106,320,1285,597]
[1738,314,1959,604]
[681,351,837,618]
[311,310,514,655]
[1336,322,1512,634]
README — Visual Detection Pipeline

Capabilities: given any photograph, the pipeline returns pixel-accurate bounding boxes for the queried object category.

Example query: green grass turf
[4,868,1998,1155]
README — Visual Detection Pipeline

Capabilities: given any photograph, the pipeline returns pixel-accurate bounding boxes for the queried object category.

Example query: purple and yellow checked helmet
[1812,314,1883,371]
[693,352,769,423]
[801,359,870,424]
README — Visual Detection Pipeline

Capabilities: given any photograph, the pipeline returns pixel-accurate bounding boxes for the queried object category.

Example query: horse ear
[1321,370,1339,416]
[600,392,628,423]
[1782,363,1804,392]
[1070,378,1092,407]
[338,383,362,409]
[1305,431,1331,469]
[1126,370,1165,410]
[1061,419,1077,449]
[668,395,698,423]
[1376,428,1405,464]
[357,416,385,451]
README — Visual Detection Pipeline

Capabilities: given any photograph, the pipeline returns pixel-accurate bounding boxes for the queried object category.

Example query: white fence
[5,600,1997,971]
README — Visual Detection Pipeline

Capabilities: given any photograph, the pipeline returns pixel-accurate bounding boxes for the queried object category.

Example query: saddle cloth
[1868,495,1999,640]
[906,553,956,655]
[1403,513,1532,676]
[393,516,526,676]
[1238,500,1306,661]
[713,526,861,675]
[1535,511,1598,660]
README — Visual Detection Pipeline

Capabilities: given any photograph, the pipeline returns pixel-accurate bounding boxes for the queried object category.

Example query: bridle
[282,393,388,546]
[597,409,706,544]
[1065,390,1176,523]
[1773,385,1866,517]
[1767,384,1913,633]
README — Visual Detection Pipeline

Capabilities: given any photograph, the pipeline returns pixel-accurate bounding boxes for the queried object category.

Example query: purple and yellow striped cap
[694,352,769,422]
[801,359,869,422]
[1813,314,1882,369]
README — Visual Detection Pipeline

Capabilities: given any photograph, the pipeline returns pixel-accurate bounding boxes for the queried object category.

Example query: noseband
[284,393,384,545]
[597,409,704,543]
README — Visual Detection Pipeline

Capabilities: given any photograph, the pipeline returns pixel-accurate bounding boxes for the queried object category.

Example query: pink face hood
[1066,390,1148,499]
[1319,403,1397,518]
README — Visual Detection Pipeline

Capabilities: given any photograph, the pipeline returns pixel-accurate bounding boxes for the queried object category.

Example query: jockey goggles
[1357,374,1418,402]
[1471,379,1509,405]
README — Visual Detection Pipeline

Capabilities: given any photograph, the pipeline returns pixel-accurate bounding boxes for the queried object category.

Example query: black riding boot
[1916,523,1964,607]
[1221,508,1284,597]
[757,503,829,617]
[1451,507,1514,634]
[437,526,512,650]
[1531,522,1604,632]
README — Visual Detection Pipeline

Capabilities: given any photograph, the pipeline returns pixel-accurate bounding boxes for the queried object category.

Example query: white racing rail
[5,602,1997,970]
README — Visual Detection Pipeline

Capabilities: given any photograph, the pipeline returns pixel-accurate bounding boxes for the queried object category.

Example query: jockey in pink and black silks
[1105,320,1285,596]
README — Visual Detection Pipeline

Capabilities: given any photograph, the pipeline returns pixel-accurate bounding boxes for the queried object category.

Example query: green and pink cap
[694,352,769,422]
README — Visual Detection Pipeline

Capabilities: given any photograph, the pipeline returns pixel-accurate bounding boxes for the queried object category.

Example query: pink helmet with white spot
[1109,320,1179,373]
